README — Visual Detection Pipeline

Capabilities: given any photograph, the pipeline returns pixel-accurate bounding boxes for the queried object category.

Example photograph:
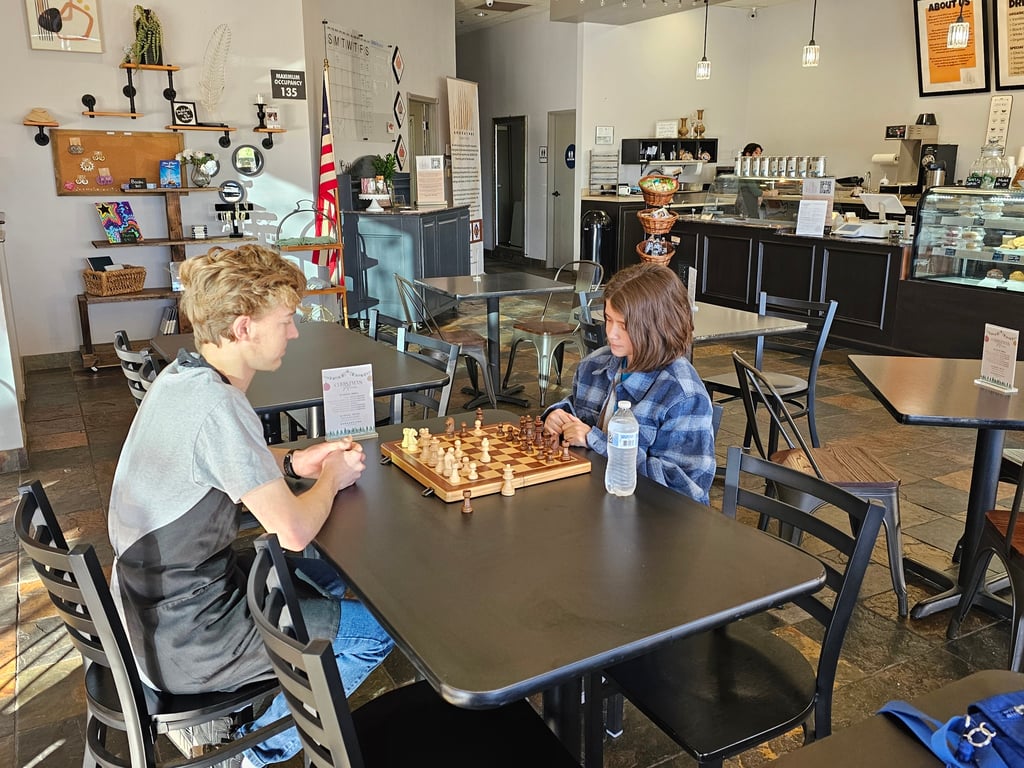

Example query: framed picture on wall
[913,0,990,97]
[994,0,1024,90]
[171,101,198,127]
[26,0,104,53]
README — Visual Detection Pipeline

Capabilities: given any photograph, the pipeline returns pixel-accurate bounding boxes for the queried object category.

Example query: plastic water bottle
[605,401,639,496]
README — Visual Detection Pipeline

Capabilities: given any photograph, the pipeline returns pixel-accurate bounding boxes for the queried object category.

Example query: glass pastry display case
[911,186,1024,292]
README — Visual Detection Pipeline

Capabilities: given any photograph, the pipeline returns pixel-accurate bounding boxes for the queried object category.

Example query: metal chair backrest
[114,330,148,406]
[139,351,160,392]
[732,351,822,476]
[396,325,459,418]
[248,535,363,768]
[14,480,158,766]
[540,260,603,323]
[394,273,444,337]
[721,446,881,735]
[753,293,838,386]
[578,289,606,353]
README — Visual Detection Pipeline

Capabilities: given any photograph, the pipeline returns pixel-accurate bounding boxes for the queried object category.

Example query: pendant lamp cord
[809,0,817,42]
[702,0,709,57]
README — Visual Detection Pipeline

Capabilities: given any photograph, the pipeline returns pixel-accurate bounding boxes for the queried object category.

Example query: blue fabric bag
[879,691,1024,767]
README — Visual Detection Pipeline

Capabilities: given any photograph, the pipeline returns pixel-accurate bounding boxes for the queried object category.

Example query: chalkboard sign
[51,129,184,196]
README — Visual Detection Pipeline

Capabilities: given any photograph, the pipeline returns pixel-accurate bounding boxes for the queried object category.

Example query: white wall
[0,0,457,359]
[304,0,457,173]
[457,13,578,262]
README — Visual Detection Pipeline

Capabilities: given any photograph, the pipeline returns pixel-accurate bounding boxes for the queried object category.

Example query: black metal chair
[732,351,911,617]
[113,329,149,408]
[246,533,581,768]
[947,460,1024,668]
[701,293,838,448]
[577,289,606,354]
[394,272,496,408]
[603,447,882,768]
[13,480,290,768]
[394,325,459,420]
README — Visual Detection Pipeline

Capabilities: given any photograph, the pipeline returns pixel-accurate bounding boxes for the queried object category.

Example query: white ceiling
[454,0,799,35]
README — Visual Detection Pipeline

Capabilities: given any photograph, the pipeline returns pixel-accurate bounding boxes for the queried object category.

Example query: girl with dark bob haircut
[543,263,716,503]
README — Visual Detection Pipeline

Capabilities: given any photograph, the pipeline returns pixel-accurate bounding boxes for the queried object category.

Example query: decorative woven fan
[199,24,232,116]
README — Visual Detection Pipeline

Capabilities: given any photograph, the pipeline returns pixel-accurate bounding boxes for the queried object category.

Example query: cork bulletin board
[51,129,184,196]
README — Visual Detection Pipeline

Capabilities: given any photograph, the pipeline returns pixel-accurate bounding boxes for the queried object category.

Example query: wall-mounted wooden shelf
[120,61,181,101]
[91,235,256,248]
[254,127,286,150]
[82,110,145,118]
[166,124,236,148]
[24,119,59,146]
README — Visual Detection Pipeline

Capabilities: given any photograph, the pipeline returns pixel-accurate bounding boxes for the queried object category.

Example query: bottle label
[609,432,638,449]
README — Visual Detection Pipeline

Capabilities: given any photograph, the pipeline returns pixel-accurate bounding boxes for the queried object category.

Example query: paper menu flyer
[975,324,1019,394]
[322,364,377,440]
[796,199,829,237]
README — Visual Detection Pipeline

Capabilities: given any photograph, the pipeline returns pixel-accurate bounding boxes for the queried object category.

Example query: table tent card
[975,324,1020,394]
[322,364,377,440]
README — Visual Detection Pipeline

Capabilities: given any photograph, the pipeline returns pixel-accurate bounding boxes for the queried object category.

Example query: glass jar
[971,141,1011,189]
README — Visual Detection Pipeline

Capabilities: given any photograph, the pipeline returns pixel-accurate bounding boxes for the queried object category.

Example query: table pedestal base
[462,383,529,410]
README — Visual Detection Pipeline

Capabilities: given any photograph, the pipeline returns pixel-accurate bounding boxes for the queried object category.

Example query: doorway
[547,110,576,268]
[407,95,438,205]
[493,116,527,257]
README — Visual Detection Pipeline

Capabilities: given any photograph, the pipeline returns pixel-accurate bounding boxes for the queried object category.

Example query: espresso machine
[881,123,939,193]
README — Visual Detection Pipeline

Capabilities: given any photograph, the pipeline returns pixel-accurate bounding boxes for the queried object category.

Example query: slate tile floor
[2,256,1023,767]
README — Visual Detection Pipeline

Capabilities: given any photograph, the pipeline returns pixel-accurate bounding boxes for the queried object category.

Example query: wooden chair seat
[511,319,577,335]
[984,508,1024,554]
[428,327,486,351]
[772,445,900,490]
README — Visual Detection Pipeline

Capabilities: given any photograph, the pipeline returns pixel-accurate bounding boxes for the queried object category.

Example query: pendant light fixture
[802,0,820,67]
[696,0,711,80]
[947,0,970,49]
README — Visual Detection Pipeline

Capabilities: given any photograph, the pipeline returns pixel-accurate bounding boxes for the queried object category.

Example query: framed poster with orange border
[994,0,1024,90]
[913,0,990,97]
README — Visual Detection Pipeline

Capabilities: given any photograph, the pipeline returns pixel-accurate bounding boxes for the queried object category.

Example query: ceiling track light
[802,0,820,67]
[947,0,970,49]
[696,0,711,80]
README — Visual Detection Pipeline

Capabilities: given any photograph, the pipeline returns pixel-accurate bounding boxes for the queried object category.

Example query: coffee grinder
[919,143,958,189]
[882,123,939,193]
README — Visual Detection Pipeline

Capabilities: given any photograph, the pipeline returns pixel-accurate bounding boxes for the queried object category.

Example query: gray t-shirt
[108,351,280,694]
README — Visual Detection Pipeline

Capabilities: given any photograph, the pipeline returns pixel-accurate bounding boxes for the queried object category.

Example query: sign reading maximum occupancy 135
[270,70,306,100]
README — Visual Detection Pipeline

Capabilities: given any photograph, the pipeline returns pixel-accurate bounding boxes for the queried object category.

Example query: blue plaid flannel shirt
[545,348,716,504]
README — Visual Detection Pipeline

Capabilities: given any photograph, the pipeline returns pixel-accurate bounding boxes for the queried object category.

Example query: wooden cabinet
[620,137,719,165]
[342,206,471,322]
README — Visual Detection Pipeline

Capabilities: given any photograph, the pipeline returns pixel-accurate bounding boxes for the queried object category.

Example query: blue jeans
[237,557,394,766]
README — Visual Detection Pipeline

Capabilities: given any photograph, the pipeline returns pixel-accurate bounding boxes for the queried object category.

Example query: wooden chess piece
[448,461,460,484]
[534,415,543,432]
[407,433,418,452]
[444,447,456,474]
[534,424,545,448]
[476,407,485,424]
[445,417,456,436]
[473,419,484,436]
[468,461,478,480]
[462,490,473,514]
[480,438,491,464]
[561,440,572,462]
[401,428,412,449]
[500,464,515,496]
[460,422,469,438]
[454,439,463,460]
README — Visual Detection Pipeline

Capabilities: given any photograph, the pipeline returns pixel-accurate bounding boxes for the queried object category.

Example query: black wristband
[283,449,301,479]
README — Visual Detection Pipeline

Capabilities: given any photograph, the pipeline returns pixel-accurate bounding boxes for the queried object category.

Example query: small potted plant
[126,5,163,65]
[371,153,397,198]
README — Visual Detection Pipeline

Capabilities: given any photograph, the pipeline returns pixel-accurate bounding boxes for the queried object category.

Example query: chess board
[380,421,591,503]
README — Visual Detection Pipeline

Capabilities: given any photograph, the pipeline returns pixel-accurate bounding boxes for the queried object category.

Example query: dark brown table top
[315,411,826,709]
[693,302,807,343]
[416,273,575,300]
[149,323,449,414]
[771,670,1024,767]
[849,355,1024,430]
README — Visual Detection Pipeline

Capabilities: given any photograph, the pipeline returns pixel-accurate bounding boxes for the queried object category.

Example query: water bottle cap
[618,400,631,409]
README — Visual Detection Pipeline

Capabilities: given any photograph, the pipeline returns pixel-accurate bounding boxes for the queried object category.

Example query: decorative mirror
[231,145,264,177]
[218,180,246,204]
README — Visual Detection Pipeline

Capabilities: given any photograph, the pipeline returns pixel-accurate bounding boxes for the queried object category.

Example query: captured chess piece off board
[380,415,591,503]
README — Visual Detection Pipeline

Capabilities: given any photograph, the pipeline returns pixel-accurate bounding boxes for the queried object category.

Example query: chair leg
[536,337,555,407]
[878,494,909,618]
[947,547,996,640]
[502,338,523,390]
[478,356,498,408]
[807,397,821,448]
[605,692,624,738]
[1010,573,1024,672]
[464,356,482,396]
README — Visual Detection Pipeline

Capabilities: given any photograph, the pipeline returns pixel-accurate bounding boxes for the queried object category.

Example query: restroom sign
[565,144,576,169]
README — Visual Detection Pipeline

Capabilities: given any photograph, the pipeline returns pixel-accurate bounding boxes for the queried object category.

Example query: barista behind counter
[736,142,778,219]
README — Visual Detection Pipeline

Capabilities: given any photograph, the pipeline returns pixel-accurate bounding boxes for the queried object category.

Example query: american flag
[314,61,339,275]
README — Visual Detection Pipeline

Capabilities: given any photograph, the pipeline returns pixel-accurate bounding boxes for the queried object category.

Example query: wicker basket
[638,174,679,207]
[636,241,676,266]
[83,266,147,296]
[637,208,679,235]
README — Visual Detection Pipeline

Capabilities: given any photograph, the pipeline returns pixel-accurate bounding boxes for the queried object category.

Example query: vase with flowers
[176,149,218,187]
